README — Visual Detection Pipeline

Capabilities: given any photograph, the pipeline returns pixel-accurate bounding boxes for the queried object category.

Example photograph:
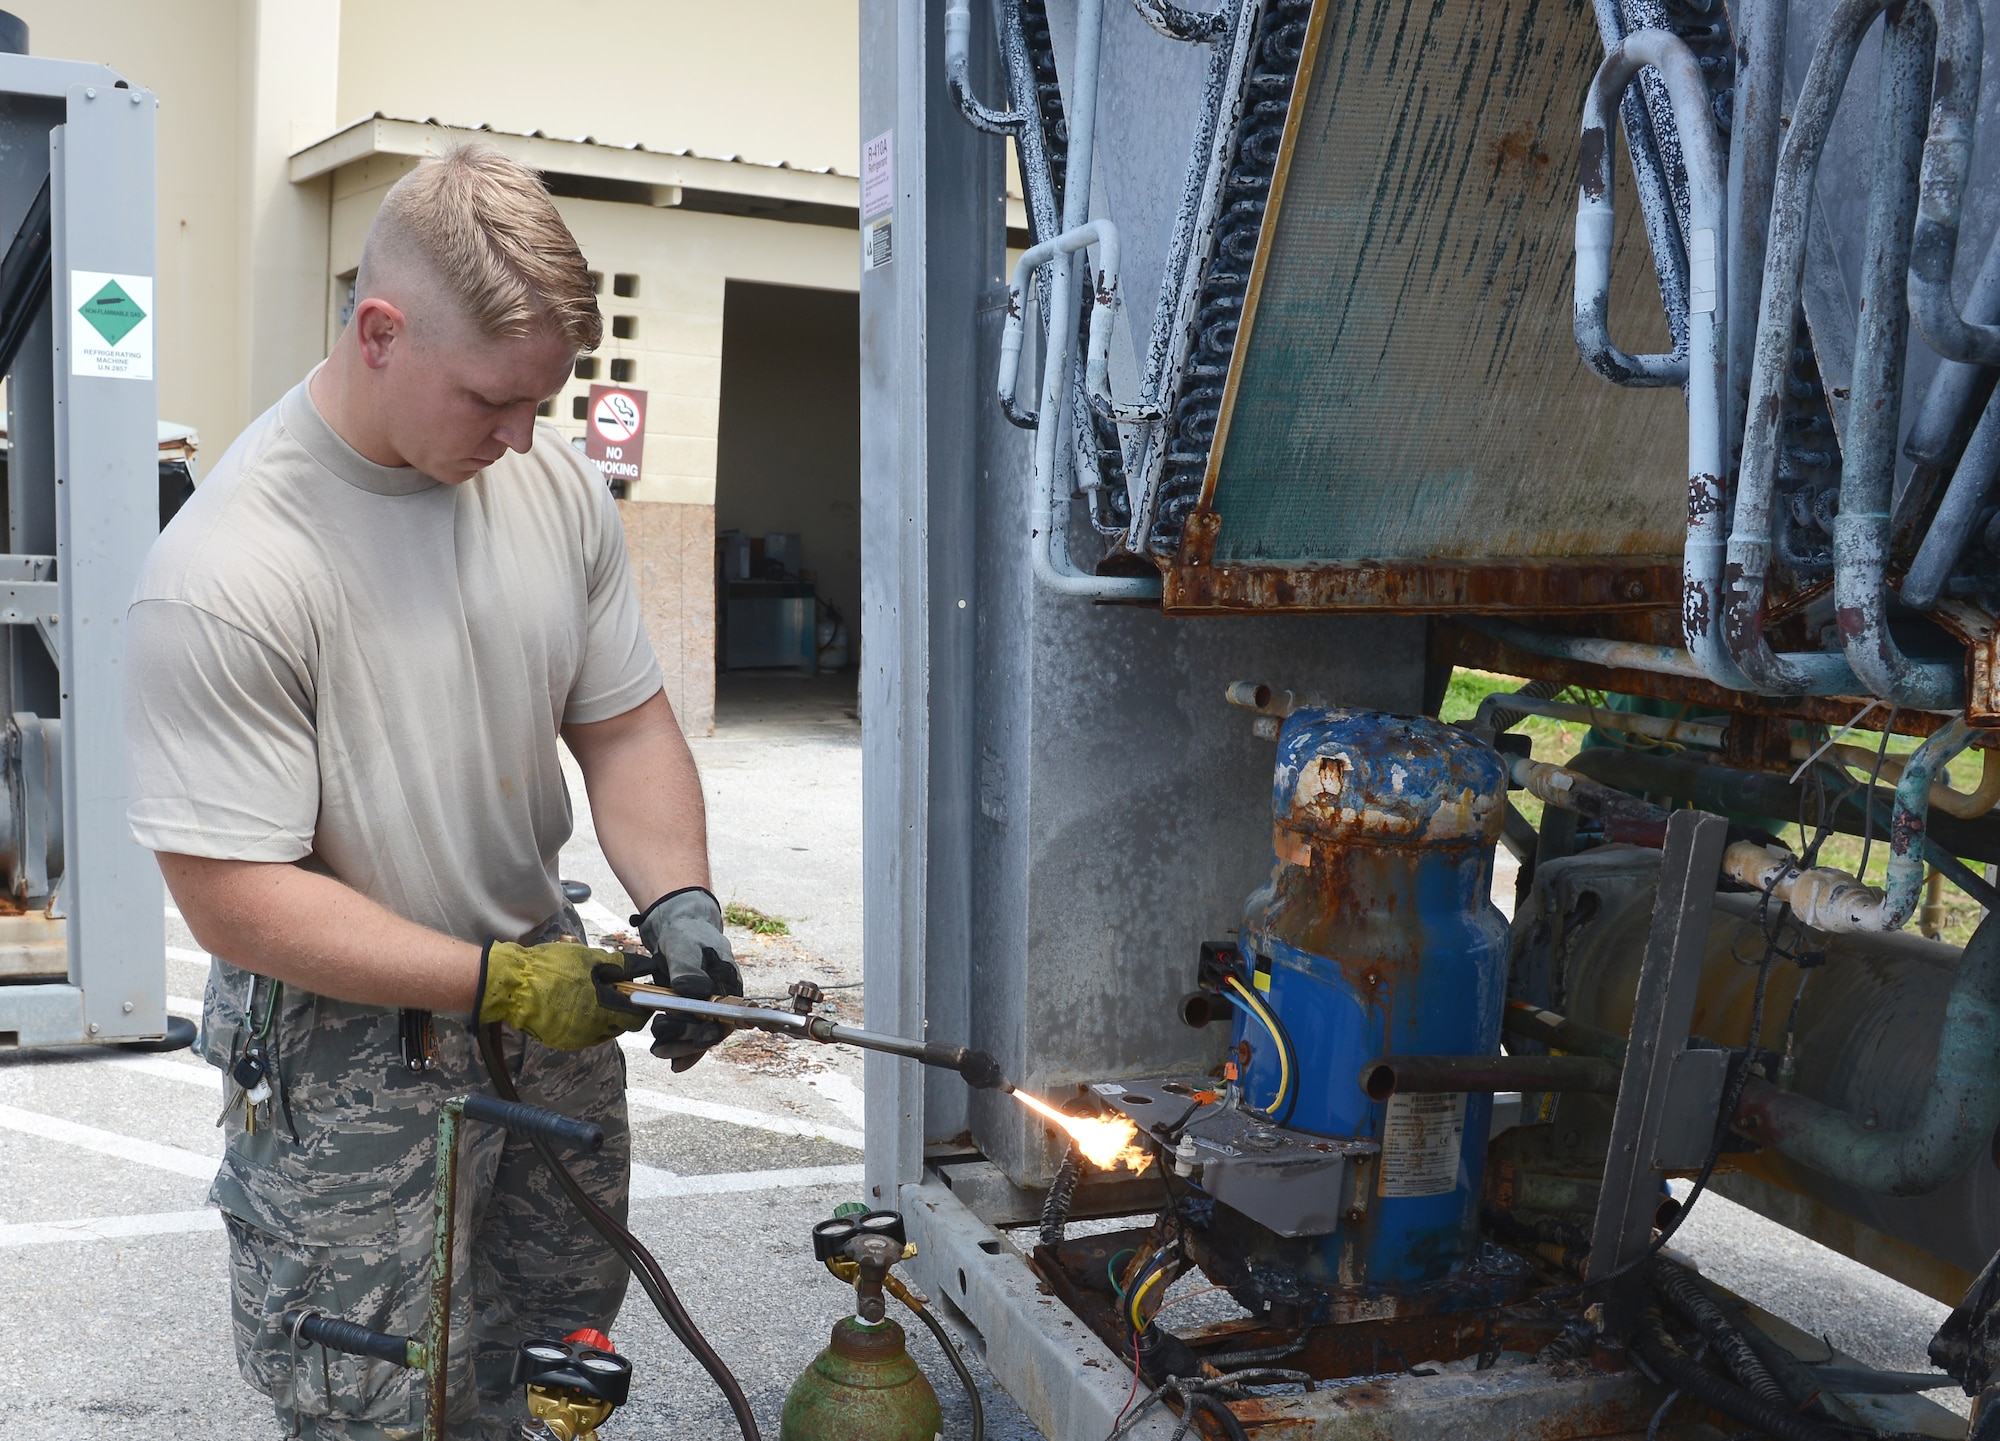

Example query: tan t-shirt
[124,375,663,945]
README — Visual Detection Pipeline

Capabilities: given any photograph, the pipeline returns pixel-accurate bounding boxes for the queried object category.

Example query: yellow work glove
[476,941,648,1051]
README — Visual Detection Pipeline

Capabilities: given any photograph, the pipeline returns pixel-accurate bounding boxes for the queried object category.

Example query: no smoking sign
[583,382,646,483]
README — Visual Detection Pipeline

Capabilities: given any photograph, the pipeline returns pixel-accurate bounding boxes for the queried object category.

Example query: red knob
[564,1327,615,1353]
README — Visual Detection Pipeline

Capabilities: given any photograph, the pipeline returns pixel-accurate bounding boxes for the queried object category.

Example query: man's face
[369,305,576,484]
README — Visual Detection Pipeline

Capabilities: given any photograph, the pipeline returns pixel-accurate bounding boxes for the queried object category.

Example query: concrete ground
[0,676,1972,1438]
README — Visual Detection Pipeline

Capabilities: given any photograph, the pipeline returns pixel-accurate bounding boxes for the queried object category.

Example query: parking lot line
[0,1208,222,1248]
[629,1162,864,1200]
[0,1101,216,1178]
[623,1087,862,1149]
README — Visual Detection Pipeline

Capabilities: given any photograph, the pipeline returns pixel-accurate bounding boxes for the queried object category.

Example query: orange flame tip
[1012,1089,1155,1174]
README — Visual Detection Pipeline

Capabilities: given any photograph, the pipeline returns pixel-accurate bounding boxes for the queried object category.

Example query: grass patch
[724,901,790,937]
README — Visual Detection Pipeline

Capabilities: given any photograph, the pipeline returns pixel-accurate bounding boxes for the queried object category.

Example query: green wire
[1107,1248,1136,1300]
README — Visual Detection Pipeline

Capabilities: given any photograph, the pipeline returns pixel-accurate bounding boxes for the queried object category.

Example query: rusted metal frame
[1186,0,1332,524]
[1587,810,1729,1292]
[1833,3,1960,710]
[1032,1225,1569,1380]
[1162,519,1679,613]
[1434,619,1983,738]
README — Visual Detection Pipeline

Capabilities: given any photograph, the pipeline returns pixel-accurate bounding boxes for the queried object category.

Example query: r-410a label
[1377,1091,1465,1197]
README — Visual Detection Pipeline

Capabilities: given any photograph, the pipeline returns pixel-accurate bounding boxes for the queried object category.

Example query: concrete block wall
[618,500,717,736]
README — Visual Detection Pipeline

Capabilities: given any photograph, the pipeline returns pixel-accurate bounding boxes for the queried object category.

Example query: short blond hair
[362,142,602,351]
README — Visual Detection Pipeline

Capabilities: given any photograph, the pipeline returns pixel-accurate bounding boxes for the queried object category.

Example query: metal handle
[286,1311,418,1368]
[463,1094,604,1152]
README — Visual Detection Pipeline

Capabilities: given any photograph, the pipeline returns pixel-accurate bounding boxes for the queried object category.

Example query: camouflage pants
[200,957,630,1440]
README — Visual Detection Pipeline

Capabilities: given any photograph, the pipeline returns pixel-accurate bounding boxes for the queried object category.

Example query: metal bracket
[1588,808,1729,1284]
[1654,1044,1730,1171]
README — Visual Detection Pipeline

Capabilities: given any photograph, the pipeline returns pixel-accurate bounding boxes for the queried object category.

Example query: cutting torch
[605,979,1011,1091]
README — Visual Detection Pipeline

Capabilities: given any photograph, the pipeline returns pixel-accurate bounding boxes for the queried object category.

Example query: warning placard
[583,384,645,483]
[1377,1091,1465,1198]
[71,270,154,380]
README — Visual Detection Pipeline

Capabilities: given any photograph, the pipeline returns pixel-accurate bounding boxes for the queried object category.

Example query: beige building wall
[324,166,859,732]
[12,1,863,735]
[12,0,344,452]
[334,0,859,177]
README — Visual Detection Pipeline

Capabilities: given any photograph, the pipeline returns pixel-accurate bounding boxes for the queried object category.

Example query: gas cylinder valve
[513,1329,632,1441]
[783,1206,950,1441]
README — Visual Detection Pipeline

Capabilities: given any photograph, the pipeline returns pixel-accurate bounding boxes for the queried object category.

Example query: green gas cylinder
[779,1314,942,1441]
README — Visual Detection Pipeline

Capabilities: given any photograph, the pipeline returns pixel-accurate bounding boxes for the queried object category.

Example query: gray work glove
[634,886,743,1071]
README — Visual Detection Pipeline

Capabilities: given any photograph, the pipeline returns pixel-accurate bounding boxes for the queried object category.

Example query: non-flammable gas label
[1377,1091,1465,1198]
[71,271,153,380]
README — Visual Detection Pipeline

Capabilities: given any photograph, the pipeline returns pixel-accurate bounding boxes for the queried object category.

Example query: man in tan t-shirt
[123,146,737,1440]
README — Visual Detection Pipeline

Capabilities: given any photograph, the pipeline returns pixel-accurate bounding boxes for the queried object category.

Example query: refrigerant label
[863,215,893,271]
[862,129,894,219]
[71,271,153,379]
[1377,1091,1465,1198]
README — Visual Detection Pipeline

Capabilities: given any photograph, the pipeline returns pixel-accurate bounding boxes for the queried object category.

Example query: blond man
[123,145,737,1439]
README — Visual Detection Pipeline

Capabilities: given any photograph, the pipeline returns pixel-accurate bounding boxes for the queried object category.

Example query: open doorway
[714,280,860,680]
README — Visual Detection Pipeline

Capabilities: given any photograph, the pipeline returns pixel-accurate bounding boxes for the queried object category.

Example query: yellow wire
[1224,975,1290,1115]
[1128,1259,1170,1331]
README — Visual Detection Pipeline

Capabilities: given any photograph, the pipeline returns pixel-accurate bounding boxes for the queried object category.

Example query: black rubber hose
[477,1023,760,1441]
[462,1093,604,1152]
[287,1312,416,1367]
[1186,1391,1251,1441]
[1648,1258,1789,1408]
[1040,1148,1080,1249]
[898,1288,986,1441]
[1634,1310,1846,1441]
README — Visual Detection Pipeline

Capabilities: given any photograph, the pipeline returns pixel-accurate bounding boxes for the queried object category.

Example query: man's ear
[353,297,407,371]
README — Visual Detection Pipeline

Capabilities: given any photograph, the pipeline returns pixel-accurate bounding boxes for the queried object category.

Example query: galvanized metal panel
[1202,0,1686,569]
[50,83,164,1041]
[967,284,1430,1183]
[860,0,1007,1199]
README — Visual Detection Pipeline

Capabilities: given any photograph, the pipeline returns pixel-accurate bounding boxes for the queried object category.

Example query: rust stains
[1439,620,1980,738]
[1164,511,1676,614]
[1493,122,1554,181]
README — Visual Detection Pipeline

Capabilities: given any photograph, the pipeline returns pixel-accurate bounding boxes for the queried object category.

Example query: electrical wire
[1222,975,1293,1119]
[1128,1255,1173,1333]
[477,1023,761,1441]
[1109,1332,1146,1437]
[1107,1249,1138,1300]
